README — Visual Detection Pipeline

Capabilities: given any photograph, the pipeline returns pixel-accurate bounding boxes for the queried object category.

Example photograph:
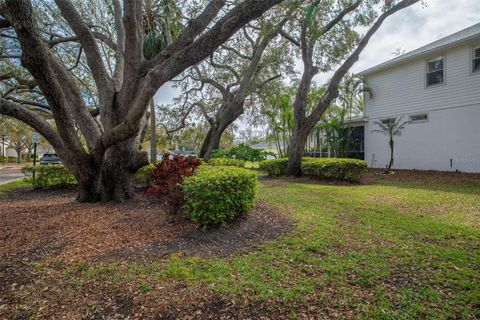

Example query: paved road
[0,166,24,185]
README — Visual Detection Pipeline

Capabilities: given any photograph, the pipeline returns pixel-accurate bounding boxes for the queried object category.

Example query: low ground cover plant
[182,165,258,227]
[259,157,367,182]
[22,165,76,188]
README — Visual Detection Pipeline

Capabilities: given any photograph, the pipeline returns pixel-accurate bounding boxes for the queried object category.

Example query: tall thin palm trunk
[149,99,156,163]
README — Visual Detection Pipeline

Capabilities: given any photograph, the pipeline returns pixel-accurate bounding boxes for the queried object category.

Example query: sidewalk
[0,164,24,184]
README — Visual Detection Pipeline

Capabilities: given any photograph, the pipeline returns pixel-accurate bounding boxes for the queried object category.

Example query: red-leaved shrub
[147,153,201,213]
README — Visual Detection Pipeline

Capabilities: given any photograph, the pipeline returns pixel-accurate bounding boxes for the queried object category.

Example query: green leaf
[305,3,318,25]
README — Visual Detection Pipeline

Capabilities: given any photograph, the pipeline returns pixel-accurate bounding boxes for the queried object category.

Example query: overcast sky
[155,0,480,105]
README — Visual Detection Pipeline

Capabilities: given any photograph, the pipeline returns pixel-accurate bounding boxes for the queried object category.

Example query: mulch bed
[364,168,480,184]
[260,168,480,186]
[0,188,293,264]
[0,187,295,319]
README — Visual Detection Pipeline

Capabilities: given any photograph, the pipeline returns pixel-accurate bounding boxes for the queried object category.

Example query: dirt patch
[364,168,480,184]
[0,188,293,263]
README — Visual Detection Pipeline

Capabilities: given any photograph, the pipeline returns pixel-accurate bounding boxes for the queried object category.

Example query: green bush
[208,157,246,168]
[210,144,275,162]
[134,163,156,187]
[259,158,289,176]
[182,166,258,227]
[301,158,367,182]
[22,165,76,188]
[259,157,367,182]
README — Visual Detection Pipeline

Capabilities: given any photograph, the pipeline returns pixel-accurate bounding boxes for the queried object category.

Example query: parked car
[40,153,62,165]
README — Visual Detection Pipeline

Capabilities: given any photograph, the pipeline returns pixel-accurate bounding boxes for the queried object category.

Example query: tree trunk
[74,139,148,202]
[286,129,309,177]
[199,124,225,159]
[14,146,22,163]
[149,99,157,163]
[199,101,243,159]
[386,138,394,173]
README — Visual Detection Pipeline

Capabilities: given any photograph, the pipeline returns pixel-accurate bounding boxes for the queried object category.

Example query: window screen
[473,47,480,73]
[426,56,444,86]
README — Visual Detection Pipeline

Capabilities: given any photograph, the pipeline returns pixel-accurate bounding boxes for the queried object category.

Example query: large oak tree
[0,0,283,202]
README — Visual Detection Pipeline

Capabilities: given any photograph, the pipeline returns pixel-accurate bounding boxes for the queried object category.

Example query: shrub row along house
[356,23,480,173]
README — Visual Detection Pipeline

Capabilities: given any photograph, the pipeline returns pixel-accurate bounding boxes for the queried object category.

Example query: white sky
[155,0,480,105]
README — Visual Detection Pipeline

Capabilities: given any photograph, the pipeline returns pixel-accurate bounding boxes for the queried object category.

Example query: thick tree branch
[0,71,37,88]
[144,0,226,70]
[308,0,421,127]
[112,0,125,90]
[0,18,11,29]
[5,96,50,112]
[0,98,63,152]
[6,0,89,158]
[47,31,117,50]
[54,0,113,107]
[93,0,284,161]
[123,1,143,78]
[280,29,300,46]
[236,16,288,99]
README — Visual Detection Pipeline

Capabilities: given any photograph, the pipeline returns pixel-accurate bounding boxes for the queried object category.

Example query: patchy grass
[0,179,29,196]
[2,175,479,318]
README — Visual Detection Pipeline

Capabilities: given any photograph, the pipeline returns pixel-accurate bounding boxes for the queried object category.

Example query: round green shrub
[207,157,246,168]
[182,166,258,227]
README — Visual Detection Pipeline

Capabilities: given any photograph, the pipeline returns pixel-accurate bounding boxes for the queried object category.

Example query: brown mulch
[0,188,293,263]
[0,187,296,319]
[364,168,480,184]
[259,168,480,186]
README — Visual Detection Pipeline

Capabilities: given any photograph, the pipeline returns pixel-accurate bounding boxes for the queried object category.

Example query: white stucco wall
[365,104,480,172]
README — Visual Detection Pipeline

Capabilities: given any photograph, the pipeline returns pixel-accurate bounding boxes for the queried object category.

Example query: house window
[426,56,444,86]
[381,118,395,125]
[473,46,480,73]
[409,113,428,123]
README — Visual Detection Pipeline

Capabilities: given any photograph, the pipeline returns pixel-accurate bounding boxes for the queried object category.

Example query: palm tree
[371,117,410,173]
[337,74,372,157]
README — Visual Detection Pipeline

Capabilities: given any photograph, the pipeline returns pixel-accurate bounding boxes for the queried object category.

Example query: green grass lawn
[57,177,480,319]
[2,176,479,318]
[0,179,29,196]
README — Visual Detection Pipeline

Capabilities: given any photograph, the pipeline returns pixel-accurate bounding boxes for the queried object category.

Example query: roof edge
[358,23,480,77]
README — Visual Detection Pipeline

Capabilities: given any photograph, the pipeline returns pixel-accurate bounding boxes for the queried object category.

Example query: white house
[358,23,480,173]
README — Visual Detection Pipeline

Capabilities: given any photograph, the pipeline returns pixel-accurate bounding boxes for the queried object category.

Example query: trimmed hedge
[259,157,367,182]
[182,166,258,227]
[301,158,367,182]
[207,157,246,168]
[22,165,76,188]
[258,158,288,176]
